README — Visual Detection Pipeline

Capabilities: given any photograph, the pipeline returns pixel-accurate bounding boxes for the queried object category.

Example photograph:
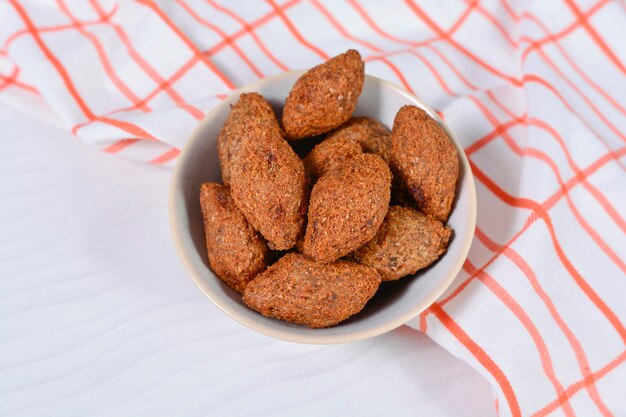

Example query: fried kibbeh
[327,117,392,162]
[200,183,269,293]
[303,153,391,263]
[391,105,459,222]
[282,49,365,139]
[218,93,278,185]
[303,134,363,179]
[352,206,452,281]
[243,253,381,328]
[230,109,308,251]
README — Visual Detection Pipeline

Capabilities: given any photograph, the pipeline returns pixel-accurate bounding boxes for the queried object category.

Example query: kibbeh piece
[303,153,391,263]
[230,105,308,251]
[352,206,452,281]
[391,105,459,222]
[200,183,269,293]
[218,93,278,185]
[303,134,363,179]
[282,50,365,139]
[243,253,381,328]
[327,117,392,162]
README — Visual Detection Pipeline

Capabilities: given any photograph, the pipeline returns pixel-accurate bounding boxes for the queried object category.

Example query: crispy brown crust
[327,117,392,162]
[391,106,459,223]
[352,206,452,281]
[243,253,381,328]
[200,183,269,293]
[230,110,308,250]
[303,153,391,263]
[282,50,365,139]
[390,105,459,222]
[303,134,362,179]
[218,93,278,185]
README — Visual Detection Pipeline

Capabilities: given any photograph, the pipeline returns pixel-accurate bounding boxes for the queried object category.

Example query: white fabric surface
[0,103,495,416]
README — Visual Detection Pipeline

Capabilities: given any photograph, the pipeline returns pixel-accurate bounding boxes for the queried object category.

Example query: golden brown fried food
[391,105,459,222]
[243,253,381,328]
[218,93,278,185]
[352,206,452,281]
[326,117,391,162]
[303,153,391,263]
[200,183,269,293]
[282,49,365,140]
[230,112,308,250]
[303,134,362,179]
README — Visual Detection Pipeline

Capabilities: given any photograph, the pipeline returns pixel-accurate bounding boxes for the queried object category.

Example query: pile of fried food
[200,50,459,328]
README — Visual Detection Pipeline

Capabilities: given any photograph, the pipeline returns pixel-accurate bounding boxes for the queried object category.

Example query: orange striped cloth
[1,1,624,415]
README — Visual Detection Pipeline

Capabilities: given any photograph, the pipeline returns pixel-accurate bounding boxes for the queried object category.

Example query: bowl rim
[169,70,477,344]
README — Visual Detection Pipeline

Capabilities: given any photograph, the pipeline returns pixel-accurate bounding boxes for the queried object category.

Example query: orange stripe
[447,0,478,36]
[472,163,626,345]
[114,56,201,116]
[175,0,264,78]
[97,116,157,140]
[9,0,160,143]
[525,118,626,233]
[311,0,382,53]
[89,0,204,121]
[304,0,477,101]
[0,66,19,92]
[403,0,625,149]
[581,177,626,234]
[128,0,299,110]
[419,312,427,332]
[501,0,518,20]
[532,350,626,417]
[9,0,96,119]
[409,51,455,96]
[176,103,205,120]
[348,0,417,46]
[465,119,522,155]
[524,75,626,161]
[430,304,521,417]
[472,96,626,276]
[380,57,414,93]
[437,146,626,308]
[204,0,302,58]
[520,0,609,60]
[471,2,517,47]
[487,86,626,239]
[111,0,292,117]
[308,0,423,95]
[564,0,626,75]
[403,0,519,84]
[347,0,481,59]
[266,0,329,60]
[150,148,180,165]
[1,6,116,53]
[135,0,236,90]
[499,242,614,417]
[206,0,290,72]
[1,75,38,93]
[424,43,480,91]
[465,259,575,417]
[527,49,626,145]
[56,0,150,112]
[522,9,626,118]
[102,138,139,153]
[360,0,624,162]
[70,115,158,141]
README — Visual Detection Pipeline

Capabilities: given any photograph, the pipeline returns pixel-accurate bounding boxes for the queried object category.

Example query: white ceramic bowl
[169,70,476,344]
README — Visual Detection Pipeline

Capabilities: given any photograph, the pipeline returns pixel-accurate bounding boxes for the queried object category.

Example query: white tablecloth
[0,103,495,416]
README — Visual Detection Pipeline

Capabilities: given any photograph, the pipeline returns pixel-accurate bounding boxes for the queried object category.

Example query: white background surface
[0,103,495,417]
